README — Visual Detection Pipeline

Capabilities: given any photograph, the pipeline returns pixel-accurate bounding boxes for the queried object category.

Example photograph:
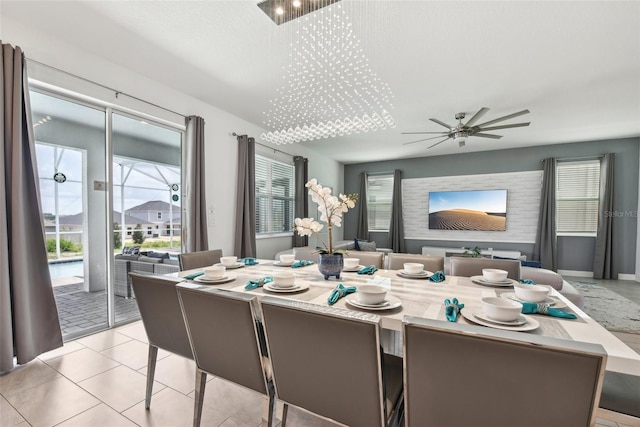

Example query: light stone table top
[172,260,640,376]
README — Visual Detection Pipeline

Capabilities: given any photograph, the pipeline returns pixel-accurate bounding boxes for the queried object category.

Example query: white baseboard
[558,269,593,278]
[617,273,638,282]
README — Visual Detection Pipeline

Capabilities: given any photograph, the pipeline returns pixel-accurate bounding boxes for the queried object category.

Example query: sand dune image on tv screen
[429,209,506,231]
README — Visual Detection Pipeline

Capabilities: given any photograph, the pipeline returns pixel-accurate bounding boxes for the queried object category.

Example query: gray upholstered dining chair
[178,249,223,271]
[129,273,193,409]
[386,253,445,272]
[449,256,521,280]
[260,297,403,427]
[402,316,607,427]
[344,250,385,268]
[176,284,276,427]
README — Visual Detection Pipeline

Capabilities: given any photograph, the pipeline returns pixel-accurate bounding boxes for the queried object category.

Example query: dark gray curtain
[293,156,308,247]
[356,172,369,240]
[533,157,557,270]
[183,116,208,252]
[389,169,406,253]
[1,42,62,373]
[234,135,256,257]
[594,154,615,279]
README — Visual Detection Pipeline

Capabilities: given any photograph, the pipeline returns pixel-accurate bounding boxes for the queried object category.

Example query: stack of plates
[345,294,402,311]
[194,275,235,285]
[263,283,309,293]
[273,261,294,267]
[342,265,364,272]
[461,310,540,331]
[470,275,516,287]
[214,262,245,269]
[502,292,567,308]
[397,270,433,279]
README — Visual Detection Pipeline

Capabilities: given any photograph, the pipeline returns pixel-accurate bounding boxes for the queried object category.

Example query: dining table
[170,259,640,377]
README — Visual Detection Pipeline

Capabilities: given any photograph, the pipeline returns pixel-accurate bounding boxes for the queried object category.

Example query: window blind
[556,160,600,233]
[367,174,394,231]
[255,155,295,234]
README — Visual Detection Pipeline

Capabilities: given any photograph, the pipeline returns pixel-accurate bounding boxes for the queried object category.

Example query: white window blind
[556,160,600,234]
[367,174,394,231]
[255,155,295,235]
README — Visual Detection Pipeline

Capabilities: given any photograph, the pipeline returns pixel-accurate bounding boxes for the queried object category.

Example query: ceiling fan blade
[403,135,449,145]
[475,109,530,127]
[472,133,503,139]
[478,122,530,132]
[464,107,489,127]
[428,136,451,149]
[401,131,449,135]
[429,118,453,129]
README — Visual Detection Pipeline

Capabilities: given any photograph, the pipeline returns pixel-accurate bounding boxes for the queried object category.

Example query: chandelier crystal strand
[262,2,395,144]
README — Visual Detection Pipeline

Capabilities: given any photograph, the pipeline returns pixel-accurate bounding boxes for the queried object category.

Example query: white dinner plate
[345,294,402,311]
[194,275,236,285]
[461,310,539,332]
[263,283,310,293]
[470,275,517,287]
[471,312,528,327]
[213,262,245,269]
[501,292,567,309]
[273,261,294,267]
[397,270,433,279]
[342,265,364,272]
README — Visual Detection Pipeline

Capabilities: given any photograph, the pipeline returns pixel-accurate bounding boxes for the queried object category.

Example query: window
[147,226,153,235]
[367,174,394,231]
[556,160,600,234]
[255,155,295,235]
[157,212,162,219]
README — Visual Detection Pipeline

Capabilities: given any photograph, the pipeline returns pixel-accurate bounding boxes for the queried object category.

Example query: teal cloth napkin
[520,279,536,285]
[357,265,378,275]
[327,283,357,305]
[240,258,258,266]
[521,302,577,319]
[184,272,204,280]
[291,260,314,268]
[245,276,273,290]
[444,298,464,322]
[429,270,446,283]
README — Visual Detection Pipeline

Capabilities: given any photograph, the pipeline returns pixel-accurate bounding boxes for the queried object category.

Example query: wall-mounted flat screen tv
[428,189,507,231]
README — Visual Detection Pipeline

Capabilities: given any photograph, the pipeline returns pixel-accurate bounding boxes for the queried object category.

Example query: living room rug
[570,281,640,334]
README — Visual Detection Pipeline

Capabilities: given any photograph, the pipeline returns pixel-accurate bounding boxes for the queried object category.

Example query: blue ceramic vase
[318,253,343,280]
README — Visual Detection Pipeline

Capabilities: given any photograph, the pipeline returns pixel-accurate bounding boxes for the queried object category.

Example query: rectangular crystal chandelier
[257,0,341,25]
[260,2,396,145]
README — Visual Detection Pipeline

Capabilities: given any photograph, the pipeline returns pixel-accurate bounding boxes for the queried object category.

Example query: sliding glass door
[31,89,183,340]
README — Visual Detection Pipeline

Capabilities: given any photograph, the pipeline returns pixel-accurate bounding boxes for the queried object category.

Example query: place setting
[396,262,433,279]
[341,257,364,272]
[245,270,309,293]
[213,256,245,269]
[192,265,236,285]
[461,297,540,332]
[341,284,402,311]
[470,268,518,287]
[501,283,567,309]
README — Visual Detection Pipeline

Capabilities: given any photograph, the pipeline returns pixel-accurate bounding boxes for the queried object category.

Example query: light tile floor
[1,279,639,427]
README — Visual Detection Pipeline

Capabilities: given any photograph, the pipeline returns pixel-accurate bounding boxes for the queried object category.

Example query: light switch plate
[93,180,106,191]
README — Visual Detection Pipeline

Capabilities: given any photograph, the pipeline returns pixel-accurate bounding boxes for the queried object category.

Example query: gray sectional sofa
[114,251,179,298]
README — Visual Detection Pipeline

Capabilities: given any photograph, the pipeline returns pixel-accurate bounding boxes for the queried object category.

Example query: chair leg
[281,403,289,427]
[193,368,207,427]
[145,345,158,409]
[266,395,276,427]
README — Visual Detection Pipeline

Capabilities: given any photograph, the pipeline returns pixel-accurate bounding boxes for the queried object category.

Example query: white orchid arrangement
[294,179,358,254]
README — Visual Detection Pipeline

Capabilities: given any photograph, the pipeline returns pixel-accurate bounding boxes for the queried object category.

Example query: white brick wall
[402,171,542,243]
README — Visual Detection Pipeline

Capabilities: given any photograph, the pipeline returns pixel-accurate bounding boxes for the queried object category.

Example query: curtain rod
[542,155,606,162]
[232,132,293,158]
[367,170,402,176]
[26,58,186,119]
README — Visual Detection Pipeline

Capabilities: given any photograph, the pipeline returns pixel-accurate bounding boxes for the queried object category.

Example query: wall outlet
[93,180,106,191]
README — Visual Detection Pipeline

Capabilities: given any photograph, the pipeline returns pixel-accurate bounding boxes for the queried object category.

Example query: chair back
[387,253,444,272]
[344,250,384,268]
[176,284,269,395]
[449,256,521,279]
[178,249,223,271]
[260,298,387,427]
[402,316,606,427]
[292,247,319,263]
[129,273,193,359]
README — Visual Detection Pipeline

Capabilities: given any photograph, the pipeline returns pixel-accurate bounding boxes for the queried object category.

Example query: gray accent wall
[344,138,639,274]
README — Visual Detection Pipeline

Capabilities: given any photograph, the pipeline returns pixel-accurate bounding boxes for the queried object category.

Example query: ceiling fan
[402,107,530,149]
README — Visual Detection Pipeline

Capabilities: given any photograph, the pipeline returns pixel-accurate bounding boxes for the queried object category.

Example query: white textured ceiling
[2,0,639,164]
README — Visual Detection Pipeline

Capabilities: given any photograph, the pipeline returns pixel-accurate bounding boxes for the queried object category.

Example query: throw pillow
[146,251,170,259]
[358,241,377,252]
[353,238,370,251]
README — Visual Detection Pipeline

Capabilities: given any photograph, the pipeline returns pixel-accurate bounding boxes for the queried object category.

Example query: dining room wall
[343,138,640,276]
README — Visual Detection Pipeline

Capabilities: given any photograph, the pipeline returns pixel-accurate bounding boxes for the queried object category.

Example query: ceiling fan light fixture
[453,132,467,147]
